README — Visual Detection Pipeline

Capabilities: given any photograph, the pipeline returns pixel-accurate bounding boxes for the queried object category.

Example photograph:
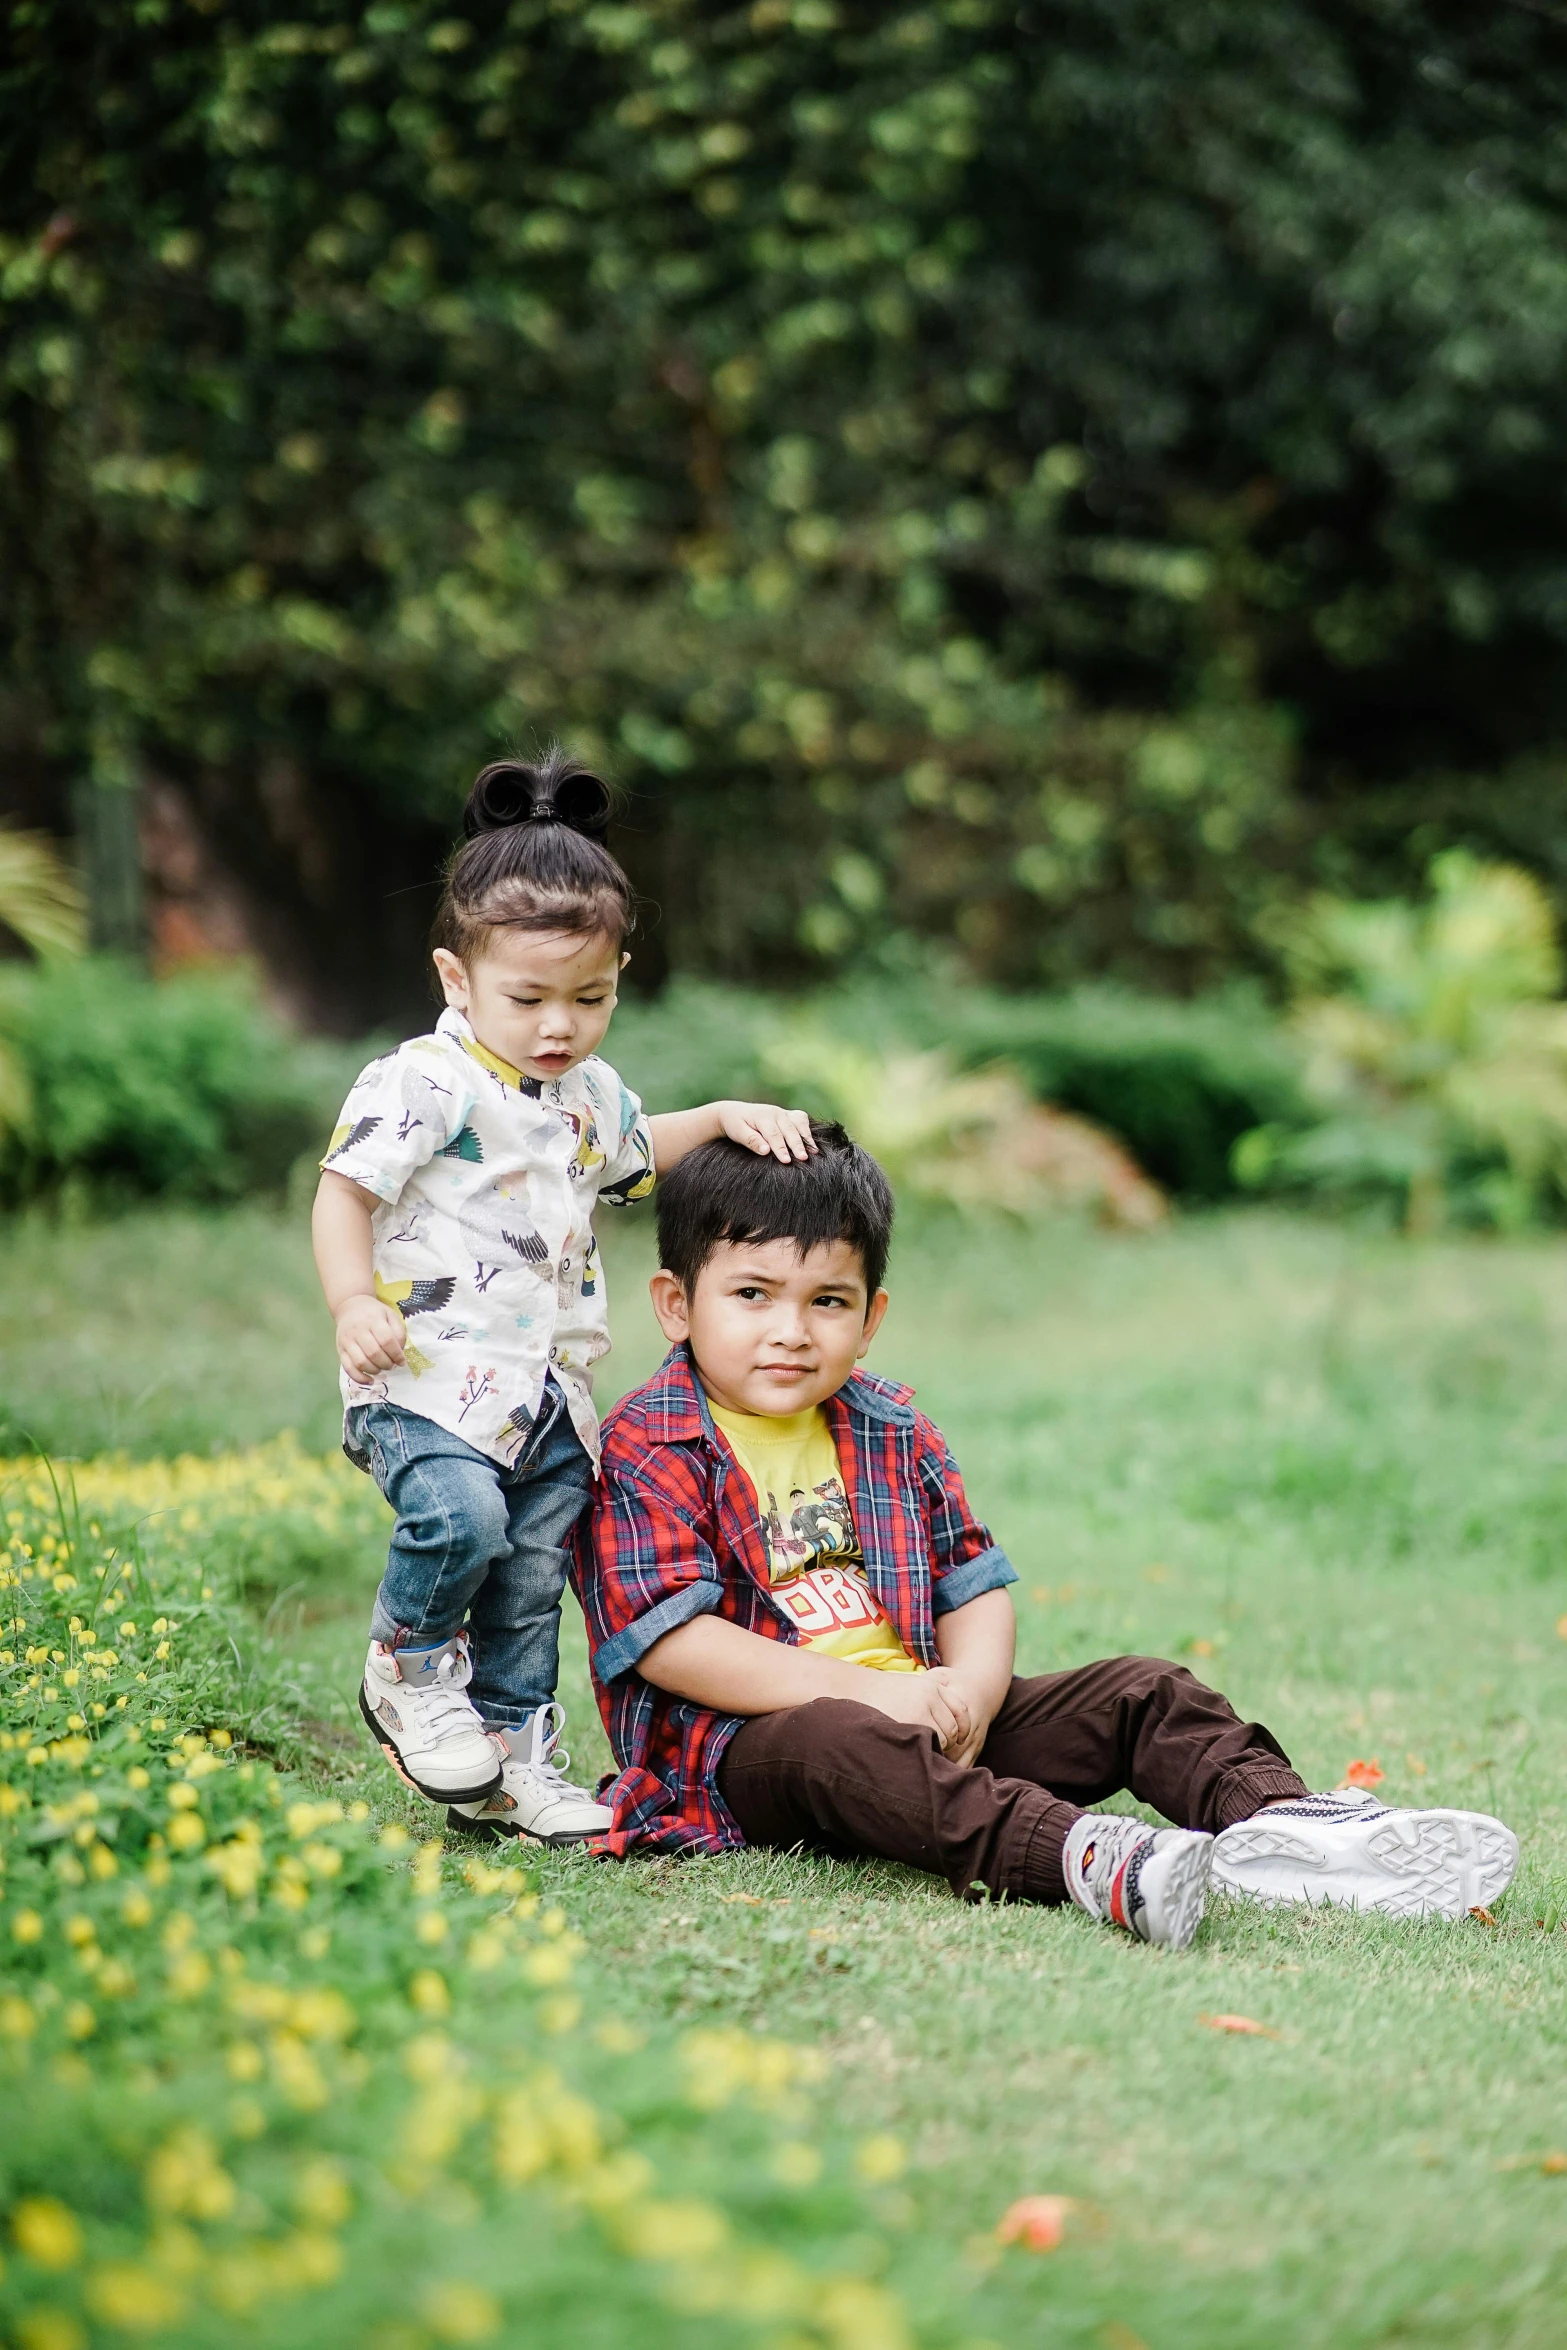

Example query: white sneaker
[447,1704,613,1846]
[1212,1787,1519,1919]
[359,1633,502,1805]
[1063,1813,1213,1949]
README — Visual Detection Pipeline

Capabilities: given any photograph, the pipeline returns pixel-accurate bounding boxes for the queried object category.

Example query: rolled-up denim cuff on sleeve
[931,1544,1018,1617]
[592,1581,722,1682]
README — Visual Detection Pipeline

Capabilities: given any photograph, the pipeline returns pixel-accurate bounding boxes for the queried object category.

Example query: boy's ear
[649,1268,692,1345]
[856,1287,890,1359]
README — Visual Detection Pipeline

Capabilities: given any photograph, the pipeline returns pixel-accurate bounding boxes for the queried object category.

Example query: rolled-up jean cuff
[1214,1767,1310,1832]
[1000,1794,1081,1906]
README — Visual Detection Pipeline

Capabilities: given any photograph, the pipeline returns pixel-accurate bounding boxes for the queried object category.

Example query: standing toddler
[312,752,810,1842]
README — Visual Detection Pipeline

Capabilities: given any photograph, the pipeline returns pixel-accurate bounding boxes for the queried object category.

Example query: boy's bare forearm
[639,1613,895,1715]
[935,1587,1016,1718]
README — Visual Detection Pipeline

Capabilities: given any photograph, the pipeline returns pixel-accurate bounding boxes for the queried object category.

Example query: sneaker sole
[1213,1808,1518,1920]
[444,1806,607,1849]
[1141,1832,1214,1950]
[358,1685,503,1807]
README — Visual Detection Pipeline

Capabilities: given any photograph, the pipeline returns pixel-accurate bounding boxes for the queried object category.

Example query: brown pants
[716,1655,1307,1904]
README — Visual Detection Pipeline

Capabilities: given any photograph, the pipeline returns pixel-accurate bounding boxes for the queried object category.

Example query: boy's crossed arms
[574,1125,1520,1947]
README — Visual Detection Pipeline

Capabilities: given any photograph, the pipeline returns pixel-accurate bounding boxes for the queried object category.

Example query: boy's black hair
[656,1119,895,1299]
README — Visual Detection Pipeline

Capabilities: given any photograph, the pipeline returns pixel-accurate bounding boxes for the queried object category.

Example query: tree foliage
[6,0,1567,1013]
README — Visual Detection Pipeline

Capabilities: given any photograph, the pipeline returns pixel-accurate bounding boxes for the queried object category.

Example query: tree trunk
[72,775,144,958]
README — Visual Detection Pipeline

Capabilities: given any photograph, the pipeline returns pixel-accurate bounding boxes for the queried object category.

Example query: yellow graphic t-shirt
[708,1402,922,1674]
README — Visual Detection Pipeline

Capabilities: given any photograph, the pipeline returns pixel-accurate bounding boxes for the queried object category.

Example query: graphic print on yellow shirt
[708,1403,922,1674]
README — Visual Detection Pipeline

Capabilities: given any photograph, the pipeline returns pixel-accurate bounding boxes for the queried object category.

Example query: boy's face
[432,929,625,1082]
[649,1237,889,1417]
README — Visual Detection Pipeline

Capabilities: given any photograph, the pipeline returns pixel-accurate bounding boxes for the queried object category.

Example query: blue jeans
[350,1385,594,1728]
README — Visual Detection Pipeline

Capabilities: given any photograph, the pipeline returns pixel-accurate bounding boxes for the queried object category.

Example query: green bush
[0,960,347,1207]
[610,979,1308,1202]
[926,987,1310,1201]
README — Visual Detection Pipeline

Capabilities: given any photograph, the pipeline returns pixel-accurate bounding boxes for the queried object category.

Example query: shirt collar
[437,1007,542,1096]
[637,1344,915,1443]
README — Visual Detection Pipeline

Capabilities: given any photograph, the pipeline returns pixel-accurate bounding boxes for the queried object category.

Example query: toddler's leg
[355,1405,509,1805]
[448,1384,608,1846]
[365,1410,512,1649]
[465,1388,594,1727]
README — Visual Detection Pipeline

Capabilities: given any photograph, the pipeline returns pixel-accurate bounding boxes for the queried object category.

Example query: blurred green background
[7,0,1567,1039]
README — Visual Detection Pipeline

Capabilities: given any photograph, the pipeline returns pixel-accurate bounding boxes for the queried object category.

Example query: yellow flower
[0,1993,36,2037]
[166,1950,212,1998]
[772,2142,823,2187]
[63,2000,96,2040]
[286,1985,355,2042]
[420,2280,502,2342]
[13,2308,86,2350]
[86,2264,186,2330]
[611,2196,728,2262]
[11,1907,43,1944]
[145,2128,236,2221]
[292,2158,353,2227]
[166,1783,200,1812]
[268,2031,328,2111]
[415,1909,450,1946]
[166,1813,206,1854]
[12,2196,84,2269]
[226,2040,264,2081]
[120,1889,153,1928]
[854,2134,907,2183]
[409,1968,450,2017]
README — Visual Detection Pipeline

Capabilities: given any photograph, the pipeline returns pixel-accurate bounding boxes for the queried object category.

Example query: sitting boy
[575,1124,1518,1945]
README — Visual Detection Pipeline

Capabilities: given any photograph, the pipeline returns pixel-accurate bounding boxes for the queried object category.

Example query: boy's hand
[335,1295,407,1383]
[940,1671,1001,1770]
[714,1102,817,1164]
[862,1667,972,1754]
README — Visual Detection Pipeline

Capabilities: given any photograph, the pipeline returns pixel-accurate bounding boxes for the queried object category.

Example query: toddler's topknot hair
[433,745,637,964]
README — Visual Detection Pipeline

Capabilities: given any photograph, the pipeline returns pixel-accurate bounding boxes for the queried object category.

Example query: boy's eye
[813,1293,851,1310]
[734,1285,769,1301]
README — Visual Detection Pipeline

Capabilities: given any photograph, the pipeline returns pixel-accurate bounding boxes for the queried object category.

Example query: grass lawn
[7,1200,1567,2346]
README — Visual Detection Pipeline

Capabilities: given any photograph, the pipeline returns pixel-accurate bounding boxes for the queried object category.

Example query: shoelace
[516,1701,573,1786]
[413,1649,486,1748]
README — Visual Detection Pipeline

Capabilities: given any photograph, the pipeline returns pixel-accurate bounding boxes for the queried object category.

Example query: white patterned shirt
[322,1008,654,1469]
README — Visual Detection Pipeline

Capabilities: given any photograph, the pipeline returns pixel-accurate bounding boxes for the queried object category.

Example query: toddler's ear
[432,947,470,1009]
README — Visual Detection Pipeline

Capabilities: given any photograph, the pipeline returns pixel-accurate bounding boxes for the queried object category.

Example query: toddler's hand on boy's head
[714,1101,818,1164]
[335,1295,408,1383]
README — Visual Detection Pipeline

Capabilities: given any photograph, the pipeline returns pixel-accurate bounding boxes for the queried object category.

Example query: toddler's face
[649,1237,890,1418]
[432,928,625,1081]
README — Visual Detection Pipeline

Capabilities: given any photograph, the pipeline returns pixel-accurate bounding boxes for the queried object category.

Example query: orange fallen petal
[1199,2012,1281,2039]
[1342,1758,1384,1789]
[1541,2151,1567,2175]
[1556,1614,1567,1642]
[996,2194,1073,2251]
[1469,1907,1499,1927]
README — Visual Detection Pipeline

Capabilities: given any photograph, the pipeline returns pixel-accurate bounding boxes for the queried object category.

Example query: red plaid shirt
[572,1345,1017,1855]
